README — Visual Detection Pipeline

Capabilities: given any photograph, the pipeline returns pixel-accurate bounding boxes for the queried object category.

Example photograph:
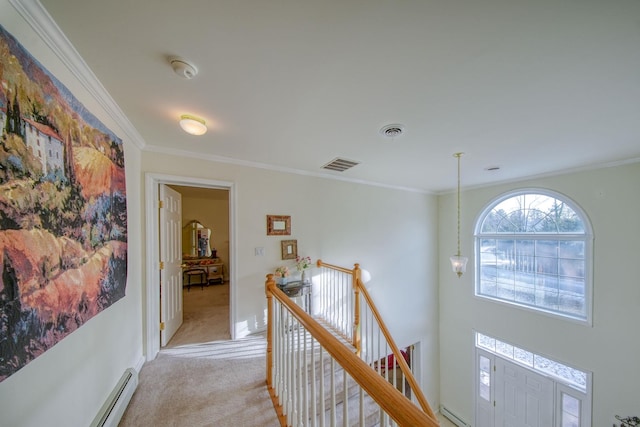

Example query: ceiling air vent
[380,124,405,139]
[322,158,360,172]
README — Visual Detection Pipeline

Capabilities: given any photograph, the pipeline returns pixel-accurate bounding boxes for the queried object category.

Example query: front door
[160,184,183,346]
[494,357,553,427]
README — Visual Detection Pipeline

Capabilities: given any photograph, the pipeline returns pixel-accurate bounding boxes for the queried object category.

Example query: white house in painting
[22,117,64,176]
[0,105,5,139]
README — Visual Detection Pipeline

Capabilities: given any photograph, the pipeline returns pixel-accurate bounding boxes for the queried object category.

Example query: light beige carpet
[120,283,454,427]
[119,284,280,427]
[166,282,231,346]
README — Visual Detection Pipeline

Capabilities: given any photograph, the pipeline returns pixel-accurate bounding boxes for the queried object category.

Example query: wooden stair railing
[266,274,439,427]
[315,260,437,421]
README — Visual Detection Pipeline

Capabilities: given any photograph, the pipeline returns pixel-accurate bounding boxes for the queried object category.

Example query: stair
[302,349,383,427]
[280,317,414,426]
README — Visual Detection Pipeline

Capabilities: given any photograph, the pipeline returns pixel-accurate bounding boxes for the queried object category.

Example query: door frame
[473,332,592,427]
[145,173,236,361]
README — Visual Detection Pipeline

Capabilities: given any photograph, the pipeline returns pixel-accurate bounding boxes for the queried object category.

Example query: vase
[301,269,311,284]
[277,277,287,286]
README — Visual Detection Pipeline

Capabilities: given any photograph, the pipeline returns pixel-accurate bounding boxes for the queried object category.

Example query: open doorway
[145,173,235,361]
[166,185,231,346]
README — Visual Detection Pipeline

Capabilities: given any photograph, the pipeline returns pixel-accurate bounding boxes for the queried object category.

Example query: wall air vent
[322,158,360,172]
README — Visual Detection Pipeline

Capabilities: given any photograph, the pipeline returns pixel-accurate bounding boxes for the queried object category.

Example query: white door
[495,358,554,427]
[160,184,183,346]
[475,349,495,427]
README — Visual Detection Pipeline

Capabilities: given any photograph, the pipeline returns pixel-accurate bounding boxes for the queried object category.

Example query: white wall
[0,2,144,426]
[438,162,640,425]
[142,151,442,406]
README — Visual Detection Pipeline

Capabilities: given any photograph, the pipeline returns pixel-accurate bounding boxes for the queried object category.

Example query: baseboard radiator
[440,405,470,427]
[90,368,138,427]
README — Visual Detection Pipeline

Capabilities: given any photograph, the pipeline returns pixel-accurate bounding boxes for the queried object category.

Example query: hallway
[168,282,231,347]
[121,283,455,426]
[120,283,280,426]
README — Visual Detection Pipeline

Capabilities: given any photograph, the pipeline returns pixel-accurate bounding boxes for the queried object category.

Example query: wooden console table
[182,258,225,288]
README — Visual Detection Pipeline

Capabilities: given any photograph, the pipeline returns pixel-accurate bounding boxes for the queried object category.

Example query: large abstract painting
[0,25,127,381]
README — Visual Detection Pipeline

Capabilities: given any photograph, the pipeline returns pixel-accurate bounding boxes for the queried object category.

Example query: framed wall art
[0,24,127,382]
[267,215,291,235]
[281,240,297,260]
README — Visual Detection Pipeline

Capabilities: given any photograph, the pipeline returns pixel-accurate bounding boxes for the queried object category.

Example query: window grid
[475,191,591,322]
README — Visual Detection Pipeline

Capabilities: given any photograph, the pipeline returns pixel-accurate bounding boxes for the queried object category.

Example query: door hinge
[493,400,496,407]
[160,322,165,331]
[158,200,164,208]
[159,261,164,270]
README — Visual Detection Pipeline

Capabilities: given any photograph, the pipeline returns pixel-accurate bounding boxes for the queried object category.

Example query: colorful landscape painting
[0,25,127,381]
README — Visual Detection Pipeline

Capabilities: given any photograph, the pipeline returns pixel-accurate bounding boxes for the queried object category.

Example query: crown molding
[436,156,640,196]
[145,144,433,195]
[9,0,146,150]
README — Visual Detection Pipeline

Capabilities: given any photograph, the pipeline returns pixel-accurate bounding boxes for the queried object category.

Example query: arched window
[475,189,593,323]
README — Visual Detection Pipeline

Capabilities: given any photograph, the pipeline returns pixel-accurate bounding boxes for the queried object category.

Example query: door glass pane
[479,355,491,402]
[476,333,496,351]
[561,393,580,427]
[495,341,514,359]
[534,355,587,391]
[513,347,533,367]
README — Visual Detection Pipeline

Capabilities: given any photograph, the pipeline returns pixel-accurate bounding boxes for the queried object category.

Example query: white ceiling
[38,0,640,193]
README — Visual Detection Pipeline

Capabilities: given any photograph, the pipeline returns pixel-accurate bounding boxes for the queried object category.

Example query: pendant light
[450,152,468,278]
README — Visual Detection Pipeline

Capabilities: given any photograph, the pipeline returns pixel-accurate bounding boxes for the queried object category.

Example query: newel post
[353,263,362,356]
[265,273,275,387]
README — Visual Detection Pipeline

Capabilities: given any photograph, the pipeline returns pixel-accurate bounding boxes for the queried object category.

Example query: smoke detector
[379,124,405,139]
[170,57,198,79]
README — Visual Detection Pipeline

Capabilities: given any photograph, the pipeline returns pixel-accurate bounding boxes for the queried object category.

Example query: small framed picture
[281,239,297,260]
[267,215,291,235]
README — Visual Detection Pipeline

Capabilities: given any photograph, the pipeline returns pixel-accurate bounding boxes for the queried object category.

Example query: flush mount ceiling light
[379,124,405,140]
[179,115,207,136]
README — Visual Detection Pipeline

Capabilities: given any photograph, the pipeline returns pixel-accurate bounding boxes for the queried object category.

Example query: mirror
[183,220,212,258]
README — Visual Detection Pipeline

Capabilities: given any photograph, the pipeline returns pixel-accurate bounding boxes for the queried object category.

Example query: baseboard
[134,355,145,373]
[439,405,470,427]
[90,368,138,427]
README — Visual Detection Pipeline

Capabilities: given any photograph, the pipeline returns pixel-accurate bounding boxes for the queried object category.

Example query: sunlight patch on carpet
[162,334,266,360]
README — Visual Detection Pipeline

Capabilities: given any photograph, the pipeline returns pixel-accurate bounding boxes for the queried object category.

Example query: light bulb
[450,255,468,278]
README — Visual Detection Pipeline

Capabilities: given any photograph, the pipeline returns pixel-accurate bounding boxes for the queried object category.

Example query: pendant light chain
[450,152,468,278]
[456,152,462,257]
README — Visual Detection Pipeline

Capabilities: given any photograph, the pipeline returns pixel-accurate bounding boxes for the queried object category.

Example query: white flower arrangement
[295,256,312,272]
